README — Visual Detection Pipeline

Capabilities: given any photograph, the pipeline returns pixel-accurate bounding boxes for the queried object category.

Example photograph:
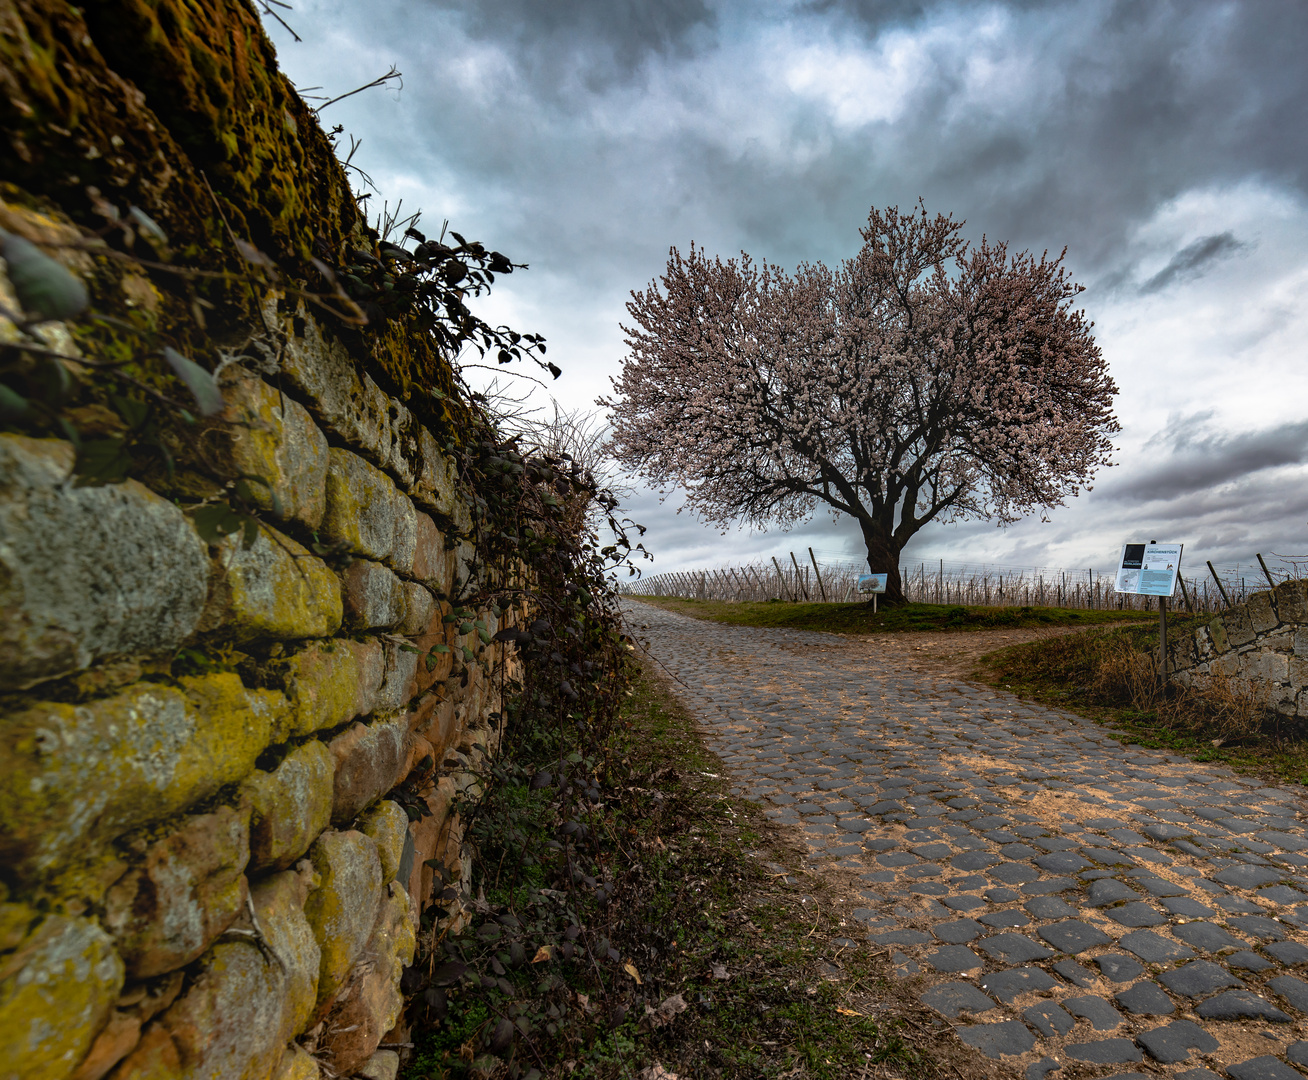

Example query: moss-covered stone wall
[0,3,520,1078]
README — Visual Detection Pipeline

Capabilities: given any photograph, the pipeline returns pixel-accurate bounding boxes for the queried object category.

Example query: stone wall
[0,3,527,1078]
[1164,579,1308,716]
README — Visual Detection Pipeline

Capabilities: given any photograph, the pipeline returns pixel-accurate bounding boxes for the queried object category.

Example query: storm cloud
[263,0,1308,574]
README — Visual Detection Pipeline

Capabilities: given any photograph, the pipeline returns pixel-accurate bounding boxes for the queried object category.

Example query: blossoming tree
[602,203,1120,604]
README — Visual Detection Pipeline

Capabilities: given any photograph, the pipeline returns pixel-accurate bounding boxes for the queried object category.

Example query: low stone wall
[0,291,520,1080]
[0,4,529,1077]
[1164,579,1308,715]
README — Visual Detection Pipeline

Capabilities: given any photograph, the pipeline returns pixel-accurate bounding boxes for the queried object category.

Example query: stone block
[1276,580,1308,624]
[1223,606,1256,648]
[282,639,386,737]
[341,560,405,631]
[410,512,451,592]
[1295,629,1308,659]
[69,971,183,1080]
[399,581,437,636]
[108,937,288,1080]
[318,882,415,1075]
[359,801,410,883]
[242,740,335,873]
[220,373,329,531]
[104,804,251,979]
[250,863,322,1045]
[1208,615,1230,654]
[273,300,415,488]
[386,496,419,577]
[0,434,209,691]
[328,715,410,825]
[0,674,284,882]
[202,524,342,642]
[272,1044,321,1080]
[377,641,420,712]
[0,915,124,1080]
[302,831,383,1010]
[1248,590,1279,633]
[322,448,399,563]
[359,1051,399,1080]
[409,427,471,532]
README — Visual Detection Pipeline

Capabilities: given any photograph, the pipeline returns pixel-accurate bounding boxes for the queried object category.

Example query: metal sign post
[857,573,888,614]
[1114,540,1183,689]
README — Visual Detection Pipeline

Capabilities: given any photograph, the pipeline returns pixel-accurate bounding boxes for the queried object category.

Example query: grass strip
[977,623,1308,788]
[627,595,1153,635]
[404,659,955,1080]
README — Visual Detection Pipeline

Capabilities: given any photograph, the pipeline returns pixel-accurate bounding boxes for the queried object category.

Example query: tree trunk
[860,521,905,605]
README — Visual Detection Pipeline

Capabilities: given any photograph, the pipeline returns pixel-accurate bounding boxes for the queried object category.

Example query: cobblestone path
[630,600,1308,1080]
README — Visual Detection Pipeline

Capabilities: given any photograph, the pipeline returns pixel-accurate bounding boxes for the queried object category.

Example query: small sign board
[1114,542,1183,597]
[857,573,888,594]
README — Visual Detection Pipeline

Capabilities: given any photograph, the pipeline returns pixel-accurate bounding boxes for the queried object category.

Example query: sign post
[1114,541,1183,687]
[857,573,888,614]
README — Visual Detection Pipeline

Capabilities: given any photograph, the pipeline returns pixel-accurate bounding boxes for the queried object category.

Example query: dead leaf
[711,963,729,980]
[641,993,689,1031]
[531,945,553,963]
[623,961,643,984]
[636,1067,680,1080]
[836,1006,864,1017]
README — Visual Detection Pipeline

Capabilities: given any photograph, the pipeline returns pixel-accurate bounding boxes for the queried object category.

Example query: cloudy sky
[261,0,1308,582]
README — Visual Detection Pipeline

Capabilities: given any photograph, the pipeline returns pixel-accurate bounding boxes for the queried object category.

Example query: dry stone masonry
[0,323,520,1080]
[0,4,528,1076]
[632,600,1308,1080]
[1166,581,1308,717]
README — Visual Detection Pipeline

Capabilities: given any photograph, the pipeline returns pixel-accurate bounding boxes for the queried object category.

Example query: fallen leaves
[641,993,689,1031]
[623,960,643,984]
[531,945,553,963]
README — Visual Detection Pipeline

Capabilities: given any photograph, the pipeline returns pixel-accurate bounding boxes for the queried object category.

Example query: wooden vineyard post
[808,547,828,602]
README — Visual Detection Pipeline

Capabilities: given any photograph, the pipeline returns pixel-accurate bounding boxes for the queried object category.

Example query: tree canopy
[602,202,1120,602]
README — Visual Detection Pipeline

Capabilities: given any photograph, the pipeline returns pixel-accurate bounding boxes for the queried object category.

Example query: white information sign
[857,573,888,594]
[1114,542,1182,597]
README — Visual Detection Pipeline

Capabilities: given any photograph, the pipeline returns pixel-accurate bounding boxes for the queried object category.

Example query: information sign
[1114,542,1182,597]
[857,573,888,594]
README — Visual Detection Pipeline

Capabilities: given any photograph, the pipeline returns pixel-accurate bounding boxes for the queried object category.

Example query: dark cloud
[421,0,716,86]
[1140,232,1244,293]
[1104,415,1308,502]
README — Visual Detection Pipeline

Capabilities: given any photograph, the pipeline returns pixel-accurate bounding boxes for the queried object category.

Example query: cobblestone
[630,601,1308,1077]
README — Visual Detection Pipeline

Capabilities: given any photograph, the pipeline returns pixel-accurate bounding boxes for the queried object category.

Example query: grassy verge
[403,659,959,1080]
[627,594,1154,635]
[977,621,1308,788]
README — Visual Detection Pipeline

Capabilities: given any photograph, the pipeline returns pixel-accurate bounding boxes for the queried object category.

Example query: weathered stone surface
[271,1044,321,1080]
[322,448,400,562]
[358,801,410,883]
[399,581,437,636]
[410,512,450,591]
[221,374,329,531]
[0,914,124,1080]
[70,972,183,1080]
[341,560,406,631]
[250,863,322,1044]
[303,831,383,1009]
[378,641,420,713]
[281,638,386,737]
[0,434,209,691]
[0,674,284,881]
[202,524,342,641]
[104,805,251,978]
[387,496,419,577]
[109,938,286,1080]
[328,716,410,824]
[319,882,416,1074]
[242,740,335,873]
[359,1051,399,1080]
[409,426,472,531]
[1248,591,1279,634]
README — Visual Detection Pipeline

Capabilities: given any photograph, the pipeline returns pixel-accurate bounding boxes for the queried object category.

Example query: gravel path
[629,600,1308,1080]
